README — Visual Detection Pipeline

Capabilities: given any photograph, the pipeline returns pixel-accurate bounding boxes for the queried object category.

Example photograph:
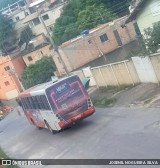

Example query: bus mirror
[81,78,90,90]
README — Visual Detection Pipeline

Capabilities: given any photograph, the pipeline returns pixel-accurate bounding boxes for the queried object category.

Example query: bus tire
[45,121,57,134]
[37,126,43,130]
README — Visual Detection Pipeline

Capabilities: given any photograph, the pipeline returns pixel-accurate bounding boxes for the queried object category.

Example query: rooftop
[18,75,73,97]
[29,0,45,7]
[23,12,38,23]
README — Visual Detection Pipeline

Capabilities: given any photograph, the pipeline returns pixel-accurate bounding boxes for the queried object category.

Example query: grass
[0,147,19,168]
[144,98,153,105]
[99,85,132,93]
[92,97,116,107]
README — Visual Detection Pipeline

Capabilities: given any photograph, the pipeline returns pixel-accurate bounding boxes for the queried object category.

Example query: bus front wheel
[45,121,57,134]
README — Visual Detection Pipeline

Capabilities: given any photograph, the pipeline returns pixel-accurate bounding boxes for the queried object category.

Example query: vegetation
[0,147,19,168]
[52,0,131,45]
[92,97,116,107]
[0,0,18,9]
[144,22,160,54]
[21,57,56,89]
[0,14,15,51]
[20,26,33,45]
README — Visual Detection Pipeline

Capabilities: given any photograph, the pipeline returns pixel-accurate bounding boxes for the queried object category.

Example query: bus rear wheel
[45,121,57,134]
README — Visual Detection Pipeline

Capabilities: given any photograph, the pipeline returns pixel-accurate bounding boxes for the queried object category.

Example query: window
[100,33,108,43]
[49,26,52,31]
[20,95,50,110]
[31,96,41,109]
[32,18,40,26]
[42,14,49,21]
[16,16,20,21]
[25,12,29,16]
[28,56,33,61]
[4,81,10,86]
[88,40,92,44]
[4,66,10,71]
[27,97,34,109]
[37,51,43,57]
[39,95,50,110]
[21,98,30,110]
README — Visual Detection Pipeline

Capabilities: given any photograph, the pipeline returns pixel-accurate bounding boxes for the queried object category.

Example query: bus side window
[22,98,27,110]
[27,97,34,109]
[35,96,42,109]
[40,95,51,110]
[37,96,44,109]
[31,96,40,109]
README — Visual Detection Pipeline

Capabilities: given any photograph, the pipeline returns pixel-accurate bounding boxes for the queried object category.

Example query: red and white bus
[17,75,95,134]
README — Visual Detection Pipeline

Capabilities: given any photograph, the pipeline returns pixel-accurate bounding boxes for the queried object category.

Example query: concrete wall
[149,53,160,83]
[137,0,160,34]
[0,56,22,100]
[91,60,140,87]
[90,52,160,88]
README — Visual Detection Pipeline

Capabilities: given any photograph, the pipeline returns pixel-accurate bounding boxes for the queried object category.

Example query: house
[0,0,65,38]
[0,0,31,38]
[0,55,26,100]
[53,16,137,76]
[20,34,52,66]
[22,5,63,36]
[126,0,160,35]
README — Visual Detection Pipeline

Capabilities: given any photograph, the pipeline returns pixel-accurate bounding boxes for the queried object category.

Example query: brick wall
[54,17,137,75]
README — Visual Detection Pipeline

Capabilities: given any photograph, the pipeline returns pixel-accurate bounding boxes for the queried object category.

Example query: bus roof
[18,75,75,97]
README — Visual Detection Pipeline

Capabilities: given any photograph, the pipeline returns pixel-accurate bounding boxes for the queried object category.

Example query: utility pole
[38,12,69,76]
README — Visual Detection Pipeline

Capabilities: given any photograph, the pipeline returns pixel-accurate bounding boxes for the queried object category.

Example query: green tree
[77,4,116,30]
[0,0,18,9]
[52,0,131,45]
[0,14,14,50]
[21,57,56,89]
[144,22,160,54]
[20,26,33,45]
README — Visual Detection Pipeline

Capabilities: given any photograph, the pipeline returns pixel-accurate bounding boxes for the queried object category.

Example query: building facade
[53,17,137,75]
[0,55,26,100]
[0,0,65,38]
[22,5,63,36]
[126,0,160,34]
[22,44,52,66]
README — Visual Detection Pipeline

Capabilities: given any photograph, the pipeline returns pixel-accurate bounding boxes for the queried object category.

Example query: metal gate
[132,56,158,83]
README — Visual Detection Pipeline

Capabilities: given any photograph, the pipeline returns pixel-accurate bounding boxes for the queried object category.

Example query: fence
[71,53,160,88]
[91,60,140,87]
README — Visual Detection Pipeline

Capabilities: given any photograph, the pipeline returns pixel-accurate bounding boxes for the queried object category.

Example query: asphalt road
[0,107,160,168]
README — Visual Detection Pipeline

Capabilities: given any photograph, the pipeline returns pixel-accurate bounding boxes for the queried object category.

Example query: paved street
[0,107,160,168]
